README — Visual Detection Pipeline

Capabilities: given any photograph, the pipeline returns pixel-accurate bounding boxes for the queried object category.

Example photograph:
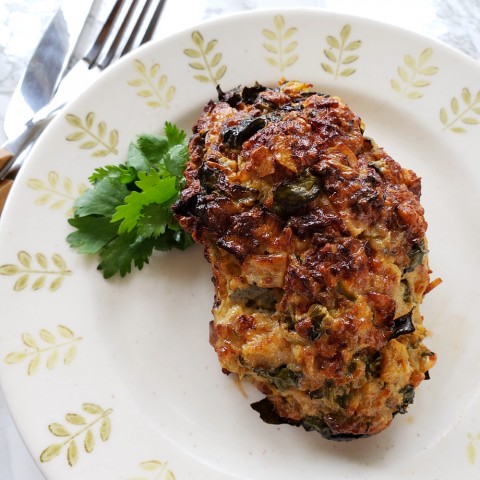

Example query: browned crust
[174,80,436,439]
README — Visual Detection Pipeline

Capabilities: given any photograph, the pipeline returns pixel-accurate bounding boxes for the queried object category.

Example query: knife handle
[0,148,12,171]
[0,149,14,214]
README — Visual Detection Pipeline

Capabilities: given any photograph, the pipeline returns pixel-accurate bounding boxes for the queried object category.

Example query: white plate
[1,8,480,480]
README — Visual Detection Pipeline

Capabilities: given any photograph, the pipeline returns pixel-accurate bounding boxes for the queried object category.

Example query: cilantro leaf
[67,216,119,254]
[97,231,139,278]
[134,134,170,168]
[165,121,187,146]
[88,164,136,184]
[111,170,177,234]
[66,122,194,278]
[74,177,128,217]
[165,144,189,179]
[153,229,194,251]
[136,202,175,238]
[126,142,153,172]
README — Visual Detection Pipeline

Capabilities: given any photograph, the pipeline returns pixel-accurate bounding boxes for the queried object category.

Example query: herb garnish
[67,122,193,278]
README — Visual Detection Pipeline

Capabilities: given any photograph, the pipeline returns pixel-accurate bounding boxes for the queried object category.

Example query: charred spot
[251,398,370,441]
[217,234,259,261]
[188,132,206,160]
[284,263,322,303]
[198,163,229,194]
[171,190,200,217]
[365,167,383,185]
[256,88,293,108]
[241,83,268,104]
[302,91,325,98]
[221,116,267,148]
[350,188,383,217]
[302,416,370,441]
[199,99,216,118]
[251,398,299,426]
[288,208,344,238]
[216,84,242,107]
[308,389,324,399]
[307,239,368,281]
[310,161,339,187]
[279,100,305,112]
[230,209,264,235]
[229,184,260,203]
[390,308,415,339]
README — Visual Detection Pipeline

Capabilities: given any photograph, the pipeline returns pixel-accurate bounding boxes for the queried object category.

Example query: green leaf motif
[0,251,72,292]
[27,171,86,215]
[49,423,71,437]
[65,112,119,157]
[440,88,480,133]
[4,325,82,374]
[128,459,176,480]
[391,47,439,99]
[84,429,95,453]
[262,15,298,72]
[466,433,480,465]
[40,404,113,467]
[128,60,175,109]
[67,440,79,467]
[184,31,227,85]
[321,24,362,79]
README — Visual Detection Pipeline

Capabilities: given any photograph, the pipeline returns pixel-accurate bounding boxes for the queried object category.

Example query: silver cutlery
[0,0,96,212]
[0,0,167,213]
[3,1,96,141]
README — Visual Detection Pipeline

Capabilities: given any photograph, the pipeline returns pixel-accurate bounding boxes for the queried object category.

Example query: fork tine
[141,0,167,45]
[84,0,126,67]
[97,0,167,71]
[120,0,154,56]
[98,0,142,69]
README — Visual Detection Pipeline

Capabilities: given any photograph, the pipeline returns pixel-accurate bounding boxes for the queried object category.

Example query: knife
[3,0,97,140]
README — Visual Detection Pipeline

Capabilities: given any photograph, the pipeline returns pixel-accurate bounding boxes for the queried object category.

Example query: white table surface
[0,0,479,478]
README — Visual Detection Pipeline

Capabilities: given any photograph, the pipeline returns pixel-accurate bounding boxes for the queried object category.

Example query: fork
[0,0,167,212]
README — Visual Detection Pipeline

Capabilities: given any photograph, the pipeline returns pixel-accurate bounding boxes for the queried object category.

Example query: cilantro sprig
[67,122,193,278]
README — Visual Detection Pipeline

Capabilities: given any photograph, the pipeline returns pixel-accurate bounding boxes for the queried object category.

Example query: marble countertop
[0,0,479,478]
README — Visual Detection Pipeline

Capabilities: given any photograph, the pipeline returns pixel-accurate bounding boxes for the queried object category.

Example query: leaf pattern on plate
[128,60,175,109]
[262,15,298,71]
[391,48,439,99]
[321,24,361,78]
[0,251,72,292]
[128,460,176,480]
[466,433,480,464]
[40,403,113,467]
[440,88,480,133]
[4,325,82,375]
[27,171,87,215]
[184,31,226,85]
[65,112,119,157]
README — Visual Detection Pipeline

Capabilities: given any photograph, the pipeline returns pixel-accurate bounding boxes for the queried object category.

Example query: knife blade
[3,0,96,139]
